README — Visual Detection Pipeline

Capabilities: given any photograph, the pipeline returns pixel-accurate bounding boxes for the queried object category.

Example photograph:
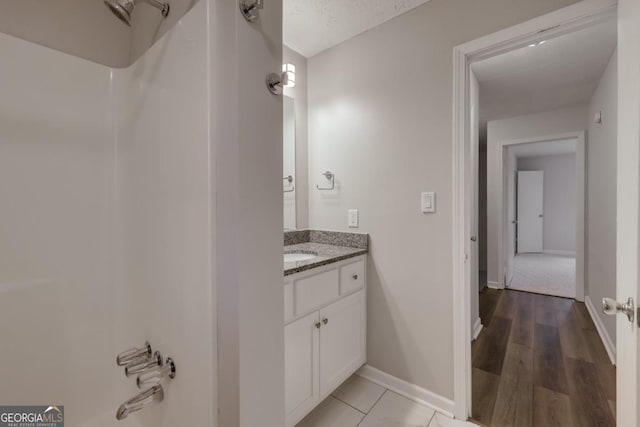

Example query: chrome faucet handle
[124,351,162,377]
[239,0,263,22]
[116,341,152,366]
[116,384,164,420]
[136,357,176,388]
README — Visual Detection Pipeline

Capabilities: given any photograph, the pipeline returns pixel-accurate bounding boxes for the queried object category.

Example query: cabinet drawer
[295,269,339,315]
[339,260,365,295]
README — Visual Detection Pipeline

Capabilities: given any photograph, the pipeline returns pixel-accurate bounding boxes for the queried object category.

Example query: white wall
[486,105,587,285]
[0,31,118,427]
[213,0,285,425]
[587,49,617,346]
[307,0,579,400]
[129,0,201,65]
[114,3,215,425]
[0,1,286,425]
[284,46,309,229]
[0,4,220,426]
[517,153,577,254]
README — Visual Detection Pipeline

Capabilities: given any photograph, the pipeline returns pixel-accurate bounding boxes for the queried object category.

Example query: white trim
[356,364,455,418]
[543,250,577,257]
[585,295,617,365]
[451,0,617,419]
[472,318,483,341]
[487,281,501,289]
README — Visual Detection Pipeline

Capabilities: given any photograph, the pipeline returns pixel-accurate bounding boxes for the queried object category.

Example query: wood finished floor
[471,288,616,427]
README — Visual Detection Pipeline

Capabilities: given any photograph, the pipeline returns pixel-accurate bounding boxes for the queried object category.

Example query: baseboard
[356,365,455,418]
[584,295,616,365]
[487,281,500,289]
[543,250,576,257]
[472,317,483,341]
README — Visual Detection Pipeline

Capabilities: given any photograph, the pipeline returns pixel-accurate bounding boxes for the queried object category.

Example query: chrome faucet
[137,357,176,388]
[115,342,176,421]
[116,341,152,366]
[124,351,162,377]
[116,384,164,420]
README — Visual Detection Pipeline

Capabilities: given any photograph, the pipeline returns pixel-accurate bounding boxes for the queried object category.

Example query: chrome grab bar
[116,385,164,420]
[116,341,152,366]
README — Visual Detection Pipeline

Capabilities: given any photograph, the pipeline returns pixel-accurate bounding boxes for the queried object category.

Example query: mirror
[283,95,296,229]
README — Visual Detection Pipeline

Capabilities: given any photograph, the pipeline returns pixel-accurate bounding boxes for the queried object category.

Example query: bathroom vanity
[283,230,368,427]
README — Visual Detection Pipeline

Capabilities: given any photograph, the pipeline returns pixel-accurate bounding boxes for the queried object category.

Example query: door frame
[451,0,617,419]
[497,131,586,300]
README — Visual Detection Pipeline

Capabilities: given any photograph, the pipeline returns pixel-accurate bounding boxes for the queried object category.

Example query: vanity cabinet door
[318,290,366,397]
[285,311,320,426]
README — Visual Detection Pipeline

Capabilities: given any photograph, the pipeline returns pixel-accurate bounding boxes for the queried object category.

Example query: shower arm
[142,0,170,17]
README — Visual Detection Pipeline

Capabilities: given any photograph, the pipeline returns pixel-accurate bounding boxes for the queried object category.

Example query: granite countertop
[284,230,369,276]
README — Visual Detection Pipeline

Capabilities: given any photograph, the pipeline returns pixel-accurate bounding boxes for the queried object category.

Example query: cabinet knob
[315,322,321,329]
[352,274,358,280]
[322,318,328,325]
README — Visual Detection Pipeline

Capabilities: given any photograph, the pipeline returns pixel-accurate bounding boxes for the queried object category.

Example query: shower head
[104,0,170,27]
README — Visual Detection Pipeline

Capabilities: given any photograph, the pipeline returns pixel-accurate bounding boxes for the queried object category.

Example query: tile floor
[296,374,476,427]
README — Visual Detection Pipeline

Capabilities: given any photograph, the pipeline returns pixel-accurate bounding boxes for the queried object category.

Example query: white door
[517,171,544,253]
[614,0,640,424]
[319,291,366,397]
[285,311,320,426]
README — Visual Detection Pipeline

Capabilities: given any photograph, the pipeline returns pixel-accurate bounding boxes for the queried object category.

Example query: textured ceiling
[473,18,617,124]
[284,0,431,58]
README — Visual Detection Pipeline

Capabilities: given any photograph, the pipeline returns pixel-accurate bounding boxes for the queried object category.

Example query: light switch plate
[421,192,436,213]
[348,209,359,228]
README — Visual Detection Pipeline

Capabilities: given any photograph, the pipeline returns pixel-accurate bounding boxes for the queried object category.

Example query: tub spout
[116,384,164,420]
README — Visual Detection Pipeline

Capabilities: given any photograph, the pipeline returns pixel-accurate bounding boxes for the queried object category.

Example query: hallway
[471,289,615,426]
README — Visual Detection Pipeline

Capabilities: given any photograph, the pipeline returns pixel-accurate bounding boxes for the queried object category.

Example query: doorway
[470,20,613,426]
[452,1,625,424]
[501,137,584,300]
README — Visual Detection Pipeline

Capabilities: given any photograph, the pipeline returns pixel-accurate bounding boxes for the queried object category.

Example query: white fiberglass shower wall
[0,26,118,426]
[0,2,215,426]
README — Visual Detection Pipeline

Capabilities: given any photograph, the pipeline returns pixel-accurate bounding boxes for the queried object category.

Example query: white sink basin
[284,252,317,263]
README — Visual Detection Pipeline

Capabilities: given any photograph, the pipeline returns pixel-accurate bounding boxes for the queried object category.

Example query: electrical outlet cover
[348,209,359,227]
